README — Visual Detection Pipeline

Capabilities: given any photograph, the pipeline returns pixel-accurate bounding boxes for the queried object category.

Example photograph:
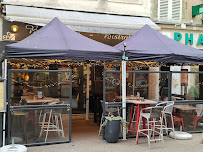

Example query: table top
[126,99,158,105]
[116,96,135,99]
[22,96,59,104]
[12,111,25,116]
[115,96,143,100]
[173,105,199,110]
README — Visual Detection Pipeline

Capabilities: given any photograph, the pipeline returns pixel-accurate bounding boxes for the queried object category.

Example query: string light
[8,58,203,89]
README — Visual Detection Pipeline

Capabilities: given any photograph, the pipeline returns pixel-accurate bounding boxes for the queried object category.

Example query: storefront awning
[4,5,160,35]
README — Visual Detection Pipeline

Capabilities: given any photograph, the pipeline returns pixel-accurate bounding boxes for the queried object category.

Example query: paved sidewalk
[28,134,203,152]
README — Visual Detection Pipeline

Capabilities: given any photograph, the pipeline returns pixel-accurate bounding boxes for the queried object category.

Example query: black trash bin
[105,120,120,143]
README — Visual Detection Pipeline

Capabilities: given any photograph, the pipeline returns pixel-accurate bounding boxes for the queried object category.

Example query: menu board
[0,82,4,111]
[135,73,148,88]
[94,66,104,81]
[181,69,188,86]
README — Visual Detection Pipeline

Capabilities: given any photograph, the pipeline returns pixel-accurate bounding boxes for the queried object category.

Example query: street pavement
[28,134,203,152]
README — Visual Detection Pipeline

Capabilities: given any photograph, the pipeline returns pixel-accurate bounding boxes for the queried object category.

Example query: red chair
[192,115,203,131]
[173,116,184,131]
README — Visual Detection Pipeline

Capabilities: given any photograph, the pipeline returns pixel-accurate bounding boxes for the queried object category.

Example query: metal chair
[156,101,176,137]
[39,101,65,142]
[136,106,164,149]
[98,101,121,136]
[173,116,184,131]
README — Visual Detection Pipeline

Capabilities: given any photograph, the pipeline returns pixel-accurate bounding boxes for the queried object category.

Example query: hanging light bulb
[11,25,19,32]
[25,73,29,81]
[22,72,25,79]
[83,66,87,71]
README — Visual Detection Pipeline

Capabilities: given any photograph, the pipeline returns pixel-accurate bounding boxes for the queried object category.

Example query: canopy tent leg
[3,59,7,146]
[3,112,6,146]
[122,60,127,140]
[133,73,135,96]
[86,64,90,120]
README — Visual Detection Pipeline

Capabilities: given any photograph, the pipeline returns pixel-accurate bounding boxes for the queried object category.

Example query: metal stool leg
[45,110,52,142]
[136,115,142,144]
[98,115,104,136]
[39,112,46,138]
[59,114,65,138]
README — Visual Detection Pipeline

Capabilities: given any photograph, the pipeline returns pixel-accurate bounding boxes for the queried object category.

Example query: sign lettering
[174,32,203,46]
[185,33,193,45]
[197,34,203,45]
[104,34,130,40]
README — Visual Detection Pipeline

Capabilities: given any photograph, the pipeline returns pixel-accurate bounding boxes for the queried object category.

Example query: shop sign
[0,82,4,111]
[192,4,203,17]
[104,34,130,40]
[9,33,16,40]
[2,32,15,41]
[174,32,203,46]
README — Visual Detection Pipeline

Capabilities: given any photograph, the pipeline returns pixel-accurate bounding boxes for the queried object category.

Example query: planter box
[105,120,120,143]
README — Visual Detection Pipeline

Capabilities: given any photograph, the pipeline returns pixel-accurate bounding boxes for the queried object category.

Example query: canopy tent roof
[5,17,121,61]
[114,25,203,63]
[0,40,17,61]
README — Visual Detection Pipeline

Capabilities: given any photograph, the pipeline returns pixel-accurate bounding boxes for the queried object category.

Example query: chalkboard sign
[94,66,104,81]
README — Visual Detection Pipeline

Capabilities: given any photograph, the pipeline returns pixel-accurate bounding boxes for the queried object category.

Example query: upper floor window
[158,0,182,23]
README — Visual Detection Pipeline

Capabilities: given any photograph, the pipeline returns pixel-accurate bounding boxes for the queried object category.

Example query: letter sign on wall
[185,33,193,45]
[197,34,203,46]
[174,32,182,41]
[174,32,203,46]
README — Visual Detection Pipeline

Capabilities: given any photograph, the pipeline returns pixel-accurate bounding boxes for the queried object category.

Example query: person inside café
[13,83,28,106]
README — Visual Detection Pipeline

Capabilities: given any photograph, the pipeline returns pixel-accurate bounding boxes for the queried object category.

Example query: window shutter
[171,0,182,22]
[158,0,169,21]
[158,0,182,23]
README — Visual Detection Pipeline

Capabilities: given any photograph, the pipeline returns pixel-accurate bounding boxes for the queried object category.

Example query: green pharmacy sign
[174,32,203,46]
[192,4,203,17]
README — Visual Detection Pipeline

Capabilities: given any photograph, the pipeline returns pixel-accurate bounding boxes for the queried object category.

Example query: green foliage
[188,86,199,98]
[102,115,128,131]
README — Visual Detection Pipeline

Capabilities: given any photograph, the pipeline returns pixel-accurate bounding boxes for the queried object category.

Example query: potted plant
[188,86,199,100]
[102,115,128,143]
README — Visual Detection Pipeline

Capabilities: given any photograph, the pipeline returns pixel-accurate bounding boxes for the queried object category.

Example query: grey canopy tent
[5,17,121,61]
[0,41,17,61]
[114,24,203,63]
[3,17,123,142]
[114,24,203,140]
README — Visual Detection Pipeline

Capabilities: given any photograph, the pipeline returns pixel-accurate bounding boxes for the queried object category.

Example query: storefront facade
[0,0,160,117]
[1,0,203,147]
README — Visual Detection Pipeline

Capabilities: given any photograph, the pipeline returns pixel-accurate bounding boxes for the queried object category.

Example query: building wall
[159,24,203,50]
[0,18,3,41]
[3,0,151,17]
[182,0,202,24]
[150,0,203,99]
[151,0,203,24]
